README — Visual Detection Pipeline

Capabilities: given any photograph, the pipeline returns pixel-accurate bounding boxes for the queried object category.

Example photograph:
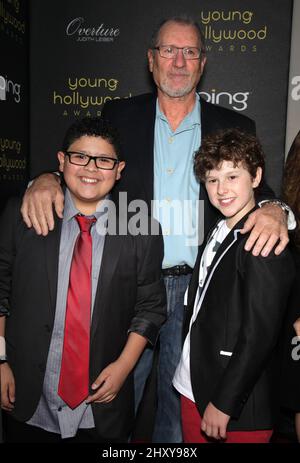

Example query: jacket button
[45,324,51,333]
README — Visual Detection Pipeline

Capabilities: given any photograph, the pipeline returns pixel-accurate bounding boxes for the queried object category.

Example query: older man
[21,16,291,442]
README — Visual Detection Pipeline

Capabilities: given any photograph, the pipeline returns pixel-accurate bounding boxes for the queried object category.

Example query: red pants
[181,396,273,443]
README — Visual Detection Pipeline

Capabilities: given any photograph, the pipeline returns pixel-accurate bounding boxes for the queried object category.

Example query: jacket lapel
[188,208,257,312]
[186,215,222,310]
[90,210,125,342]
[205,206,257,279]
[200,97,214,139]
[139,94,156,205]
[44,216,63,316]
[189,226,241,326]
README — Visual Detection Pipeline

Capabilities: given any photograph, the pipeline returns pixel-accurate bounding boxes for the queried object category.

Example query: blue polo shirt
[153,95,202,269]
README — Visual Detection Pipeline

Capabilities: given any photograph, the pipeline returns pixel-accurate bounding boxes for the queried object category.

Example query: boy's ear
[116,161,126,180]
[57,151,65,173]
[252,166,262,188]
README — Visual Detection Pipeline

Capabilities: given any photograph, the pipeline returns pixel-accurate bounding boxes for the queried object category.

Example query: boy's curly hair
[194,128,265,183]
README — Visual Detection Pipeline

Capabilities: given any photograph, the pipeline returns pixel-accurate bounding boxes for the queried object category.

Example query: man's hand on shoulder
[21,173,64,236]
[241,204,289,257]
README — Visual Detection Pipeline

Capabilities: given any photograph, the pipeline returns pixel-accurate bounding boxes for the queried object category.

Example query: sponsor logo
[0,74,21,103]
[200,9,267,52]
[0,153,26,172]
[52,75,133,118]
[66,17,120,42]
[0,137,21,154]
[0,137,25,177]
[199,89,250,111]
[291,76,300,101]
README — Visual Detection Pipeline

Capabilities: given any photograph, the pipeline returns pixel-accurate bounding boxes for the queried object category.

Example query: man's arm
[21,173,64,236]
[241,203,289,256]
[22,172,290,252]
[242,155,291,257]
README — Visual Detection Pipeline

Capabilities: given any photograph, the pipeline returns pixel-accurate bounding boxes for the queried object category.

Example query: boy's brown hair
[194,128,265,182]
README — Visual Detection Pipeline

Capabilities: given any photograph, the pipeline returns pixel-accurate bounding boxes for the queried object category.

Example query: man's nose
[173,49,186,67]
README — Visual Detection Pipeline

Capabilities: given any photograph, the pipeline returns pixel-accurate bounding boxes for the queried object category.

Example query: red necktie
[58,215,96,409]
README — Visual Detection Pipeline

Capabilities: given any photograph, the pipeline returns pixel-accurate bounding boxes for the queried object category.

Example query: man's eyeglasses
[65,151,120,170]
[153,45,201,60]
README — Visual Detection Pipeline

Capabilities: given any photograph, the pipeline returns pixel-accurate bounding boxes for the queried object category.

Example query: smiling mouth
[219,198,235,206]
[80,177,98,184]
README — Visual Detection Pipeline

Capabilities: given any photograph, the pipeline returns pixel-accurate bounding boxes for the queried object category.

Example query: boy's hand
[86,359,130,405]
[0,363,16,412]
[21,173,64,236]
[201,402,230,440]
[241,204,288,257]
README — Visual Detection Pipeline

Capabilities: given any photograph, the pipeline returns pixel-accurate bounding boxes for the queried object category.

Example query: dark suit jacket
[279,245,300,413]
[0,196,166,441]
[184,211,295,431]
[102,93,274,235]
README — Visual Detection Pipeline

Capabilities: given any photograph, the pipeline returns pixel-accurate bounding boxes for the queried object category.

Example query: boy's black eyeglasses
[65,151,120,170]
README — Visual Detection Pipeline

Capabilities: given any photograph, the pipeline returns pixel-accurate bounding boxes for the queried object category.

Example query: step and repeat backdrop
[29,0,293,195]
[0,0,28,212]
[0,0,28,439]
[1,0,299,444]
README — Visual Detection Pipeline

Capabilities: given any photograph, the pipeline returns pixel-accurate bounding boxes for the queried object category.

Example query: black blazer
[184,212,295,431]
[102,93,274,235]
[279,245,300,413]
[0,197,166,441]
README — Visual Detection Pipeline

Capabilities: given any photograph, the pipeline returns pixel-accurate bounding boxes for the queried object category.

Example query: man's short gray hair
[149,15,206,53]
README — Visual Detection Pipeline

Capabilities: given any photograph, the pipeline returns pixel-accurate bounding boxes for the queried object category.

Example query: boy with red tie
[0,117,166,442]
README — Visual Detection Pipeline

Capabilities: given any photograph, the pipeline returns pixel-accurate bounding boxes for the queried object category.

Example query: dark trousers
[3,413,123,443]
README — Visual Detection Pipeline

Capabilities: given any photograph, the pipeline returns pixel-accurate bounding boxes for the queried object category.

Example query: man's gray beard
[159,81,195,98]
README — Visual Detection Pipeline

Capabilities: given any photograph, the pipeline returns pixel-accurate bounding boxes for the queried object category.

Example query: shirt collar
[155,93,201,130]
[64,188,111,222]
